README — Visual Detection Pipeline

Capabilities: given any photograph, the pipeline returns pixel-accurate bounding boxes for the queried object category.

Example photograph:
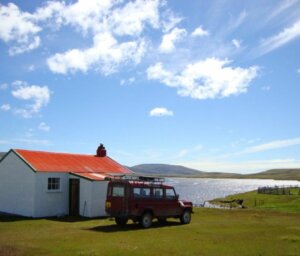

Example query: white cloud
[230,10,247,30]
[120,77,135,86]
[149,107,174,117]
[11,82,51,118]
[242,137,300,154]
[175,149,189,158]
[33,0,111,33]
[258,20,300,55]
[33,1,65,22]
[42,0,164,74]
[191,26,209,37]
[147,58,258,100]
[159,27,187,53]
[47,32,147,75]
[9,36,41,56]
[0,0,162,59]
[0,3,41,55]
[232,39,241,49]
[12,80,27,87]
[266,0,298,22]
[161,9,183,32]
[109,0,160,36]
[173,145,203,159]
[38,122,50,132]
[1,104,11,111]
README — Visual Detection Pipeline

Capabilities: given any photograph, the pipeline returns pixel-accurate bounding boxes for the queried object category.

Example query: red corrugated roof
[71,172,112,181]
[15,149,132,176]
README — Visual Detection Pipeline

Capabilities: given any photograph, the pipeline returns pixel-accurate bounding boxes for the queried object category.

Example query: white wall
[70,177,109,217]
[0,151,35,217]
[34,172,69,217]
[0,151,110,218]
[91,181,109,217]
[76,177,93,217]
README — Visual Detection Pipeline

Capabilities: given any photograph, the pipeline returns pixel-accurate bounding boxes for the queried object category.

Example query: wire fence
[257,185,300,195]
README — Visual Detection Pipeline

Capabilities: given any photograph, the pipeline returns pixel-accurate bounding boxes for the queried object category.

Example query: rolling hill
[129,164,203,176]
[128,164,300,180]
[245,169,300,180]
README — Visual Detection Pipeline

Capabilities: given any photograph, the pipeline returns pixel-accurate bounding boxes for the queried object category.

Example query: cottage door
[69,179,80,216]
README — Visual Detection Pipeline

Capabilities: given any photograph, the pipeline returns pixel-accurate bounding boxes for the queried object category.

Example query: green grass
[1,206,300,256]
[210,188,300,213]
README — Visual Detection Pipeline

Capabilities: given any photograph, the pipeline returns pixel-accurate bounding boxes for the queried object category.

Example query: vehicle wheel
[140,212,153,228]
[180,210,191,224]
[115,217,128,226]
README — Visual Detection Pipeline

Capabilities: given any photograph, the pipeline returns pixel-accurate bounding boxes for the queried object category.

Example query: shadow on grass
[0,213,33,222]
[0,213,106,223]
[85,220,181,233]
[46,216,94,223]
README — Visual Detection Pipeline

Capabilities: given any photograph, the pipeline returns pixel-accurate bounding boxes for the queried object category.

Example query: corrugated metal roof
[15,149,132,177]
[71,172,112,181]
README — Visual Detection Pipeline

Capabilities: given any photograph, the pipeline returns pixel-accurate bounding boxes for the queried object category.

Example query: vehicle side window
[112,185,125,197]
[153,188,163,198]
[165,188,176,199]
[133,188,141,197]
[133,187,150,198]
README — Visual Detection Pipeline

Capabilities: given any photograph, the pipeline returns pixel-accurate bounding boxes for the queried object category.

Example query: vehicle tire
[140,212,153,228]
[115,217,128,226]
[180,210,191,224]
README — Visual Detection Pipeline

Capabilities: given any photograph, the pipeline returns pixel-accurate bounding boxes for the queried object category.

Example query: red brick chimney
[96,143,106,157]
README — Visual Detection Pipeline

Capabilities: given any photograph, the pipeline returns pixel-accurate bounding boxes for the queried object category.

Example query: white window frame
[47,177,61,191]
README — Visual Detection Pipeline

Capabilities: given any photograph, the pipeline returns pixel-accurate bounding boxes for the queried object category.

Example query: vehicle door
[108,182,127,216]
[131,186,152,216]
[164,188,182,216]
[151,187,164,216]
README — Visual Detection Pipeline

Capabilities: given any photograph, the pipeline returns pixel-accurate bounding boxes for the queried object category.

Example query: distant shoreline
[136,173,300,181]
[130,166,300,181]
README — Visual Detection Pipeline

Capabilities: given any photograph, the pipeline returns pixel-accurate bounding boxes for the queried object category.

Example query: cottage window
[48,178,60,191]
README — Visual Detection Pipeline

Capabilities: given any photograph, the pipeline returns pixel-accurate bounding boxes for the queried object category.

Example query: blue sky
[1,0,300,173]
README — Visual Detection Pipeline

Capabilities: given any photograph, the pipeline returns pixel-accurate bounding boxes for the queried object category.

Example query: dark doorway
[69,179,80,216]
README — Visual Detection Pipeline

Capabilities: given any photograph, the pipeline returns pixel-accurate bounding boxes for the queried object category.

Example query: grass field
[210,187,300,213]
[1,203,300,256]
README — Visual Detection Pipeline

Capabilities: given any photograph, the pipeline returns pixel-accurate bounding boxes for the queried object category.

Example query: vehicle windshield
[165,188,176,199]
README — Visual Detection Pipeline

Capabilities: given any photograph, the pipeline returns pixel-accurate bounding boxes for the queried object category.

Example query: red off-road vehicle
[105,176,193,228]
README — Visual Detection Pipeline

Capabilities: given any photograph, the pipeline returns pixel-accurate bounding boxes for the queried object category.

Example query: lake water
[166,178,300,205]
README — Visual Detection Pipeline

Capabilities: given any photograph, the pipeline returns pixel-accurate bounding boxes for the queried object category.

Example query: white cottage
[0,145,132,218]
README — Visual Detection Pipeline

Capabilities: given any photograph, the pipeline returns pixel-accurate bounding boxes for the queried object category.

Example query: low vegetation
[210,187,300,213]
[1,191,300,256]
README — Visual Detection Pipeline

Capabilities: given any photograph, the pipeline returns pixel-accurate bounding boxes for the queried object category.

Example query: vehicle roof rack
[109,174,165,183]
